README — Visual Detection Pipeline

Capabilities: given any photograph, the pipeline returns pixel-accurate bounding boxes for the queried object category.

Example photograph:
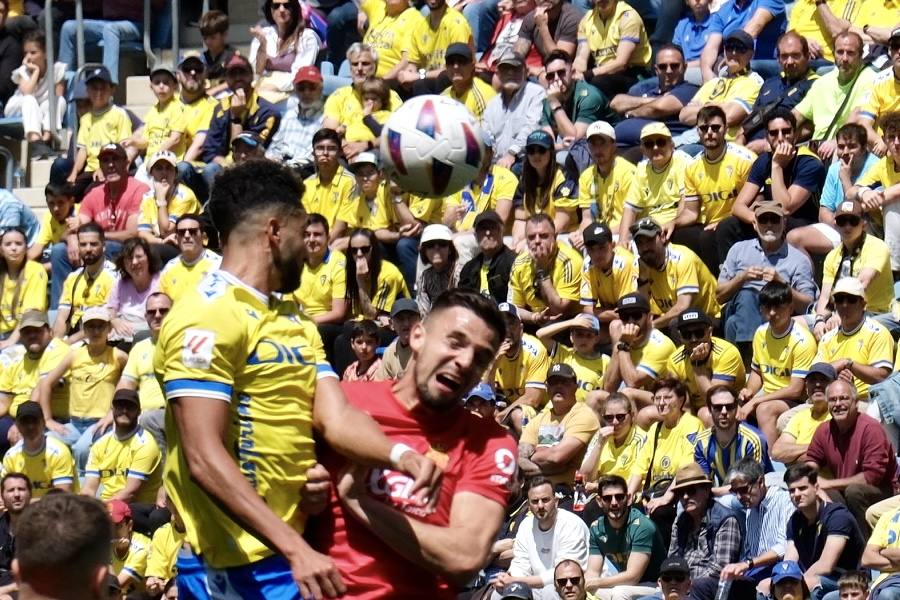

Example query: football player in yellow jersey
[154,160,437,598]
[771,363,833,465]
[537,313,609,402]
[125,65,186,167]
[488,303,550,433]
[441,44,496,119]
[579,222,636,332]
[668,105,755,273]
[81,389,162,505]
[856,38,900,154]
[137,151,201,247]
[574,121,633,249]
[814,277,894,400]
[2,401,75,496]
[406,0,473,91]
[302,129,360,243]
[508,214,583,325]
[159,215,221,303]
[618,124,690,245]
[631,217,720,329]
[739,282,817,445]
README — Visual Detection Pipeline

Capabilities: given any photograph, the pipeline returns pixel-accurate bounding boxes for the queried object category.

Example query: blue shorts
[176,548,302,600]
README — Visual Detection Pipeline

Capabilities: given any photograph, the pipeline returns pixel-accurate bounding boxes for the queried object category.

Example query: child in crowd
[342,319,382,382]
[27,181,78,267]
[344,78,392,148]
[838,572,870,600]
[375,297,420,380]
[200,10,237,97]
[127,65,186,184]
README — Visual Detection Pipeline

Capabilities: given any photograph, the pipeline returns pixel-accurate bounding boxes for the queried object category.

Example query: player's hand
[146,576,166,595]
[619,322,640,344]
[395,448,443,511]
[230,88,247,118]
[772,140,795,168]
[300,463,332,516]
[286,541,347,599]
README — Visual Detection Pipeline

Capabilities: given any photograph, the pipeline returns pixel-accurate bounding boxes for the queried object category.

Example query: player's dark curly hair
[427,289,507,350]
[208,159,304,244]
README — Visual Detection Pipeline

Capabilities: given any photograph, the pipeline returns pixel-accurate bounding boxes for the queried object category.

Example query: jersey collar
[216,269,270,304]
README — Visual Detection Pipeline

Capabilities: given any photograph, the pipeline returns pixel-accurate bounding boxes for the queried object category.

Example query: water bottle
[715,578,732,600]
[12,166,25,189]
[573,473,587,513]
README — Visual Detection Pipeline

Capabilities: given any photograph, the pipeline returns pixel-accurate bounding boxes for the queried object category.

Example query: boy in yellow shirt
[27,182,78,267]
[126,64,187,177]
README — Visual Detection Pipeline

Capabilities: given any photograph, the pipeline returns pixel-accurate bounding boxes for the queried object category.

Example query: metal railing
[44,0,59,144]
[0,147,15,190]
[75,0,84,68]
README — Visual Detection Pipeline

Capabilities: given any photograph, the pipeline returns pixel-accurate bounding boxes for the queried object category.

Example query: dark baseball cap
[445,42,474,61]
[179,54,206,72]
[659,556,690,577]
[616,292,651,314]
[500,582,533,600]
[725,30,754,51]
[390,298,419,318]
[806,362,837,381]
[526,130,554,149]
[98,143,127,160]
[677,308,712,330]
[583,222,613,246]
[629,218,662,239]
[84,65,113,84]
[498,302,520,320]
[231,131,263,148]
[112,389,140,407]
[15,401,43,421]
[474,210,503,228]
[547,363,577,382]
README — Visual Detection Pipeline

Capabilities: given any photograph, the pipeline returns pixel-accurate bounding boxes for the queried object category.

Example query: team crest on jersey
[182,329,215,369]
[366,468,429,516]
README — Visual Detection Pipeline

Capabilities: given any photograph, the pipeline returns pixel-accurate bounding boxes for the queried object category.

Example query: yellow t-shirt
[0,338,70,419]
[69,345,124,419]
[518,168,579,231]
[77,105,133,172]
[631,413,703,487]
[348,183,399,230]
[344,109,390,143]
[159,250,221,303]
[362,0,426,77]
[580,245,637,310]
[751,321,818,395]
[823,235,894,314]
[866,504,900,586]
[111,532,151,584]
[552,343,609,402]
[494,333,550,403]
[626,150,690,225]
[1,436,76,497]
[301,167,360,228]
[58,261,119,327]
[666,336,746,410]
[853,0,900,31]
[520,401,600,485]
[181,94,217,161]
[146,523,186,581]
[410,7,473,71]
[629,328,677,383]
[683,143,757,225]
[0,260,48,335]
[592,425,647,480]
[815,317,894,398]
[787,0,860,63]
[322,86,404,129]
[137,184,201,238]
[444,166,517,232]
[637,243,721,318]
[121,337,165,412]
[294,250,347,317]
[155,269,333,569]
[348,260,409,319]
[142,98,188,160]
[783,405,831,446]
[577,1,651,68]
[509,244,584,313]
[36,204,79,248]
[85,427,163,504]
[578,157,634,231]
[691,73,764,139]
[408,194,445,224]
[441,77,497,119]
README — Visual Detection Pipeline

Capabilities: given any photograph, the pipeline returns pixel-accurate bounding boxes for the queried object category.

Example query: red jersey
[307,381,517,599]
[80,177,146,232]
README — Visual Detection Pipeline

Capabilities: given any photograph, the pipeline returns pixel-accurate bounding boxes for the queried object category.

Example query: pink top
[80,177,147,232]
[342,358,382,382]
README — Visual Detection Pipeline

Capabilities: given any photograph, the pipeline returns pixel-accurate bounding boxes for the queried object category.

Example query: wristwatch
[617,341,631,352]
[418,68,427,80]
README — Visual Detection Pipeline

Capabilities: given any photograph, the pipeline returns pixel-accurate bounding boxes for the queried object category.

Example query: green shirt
[540,80,615,132]
[588,506,666,581]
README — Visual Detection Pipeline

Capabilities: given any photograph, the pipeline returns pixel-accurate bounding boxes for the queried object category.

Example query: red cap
[293,65,322,85]
[107,499,132,523]
[225,53,252,72]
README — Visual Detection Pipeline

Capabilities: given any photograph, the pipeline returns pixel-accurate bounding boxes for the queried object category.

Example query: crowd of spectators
[4,0,900,597]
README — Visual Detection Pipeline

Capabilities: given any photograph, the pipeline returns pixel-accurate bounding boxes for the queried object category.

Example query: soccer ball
[380,95,485,198]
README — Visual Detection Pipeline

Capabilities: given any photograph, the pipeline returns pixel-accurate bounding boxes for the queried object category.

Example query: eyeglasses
[603,413,629,424]
[177,227,201,237]
[724,43,749,53]
[545,69,567,80]
[146,308,170,316]
[710,402,737,413]
[767,127,793,137]
[661,574,687,583]
[680,327,706,341]
[656,62,681,72]
[556,576,581,587]
[833,294,860,305]
[835,215,861,227]
[527,146,549,155]
[730,481,755,496]
[601,492,626,503]
[619,311,643,323]
[351,245,372,255]
[698,123,723,133]
[313,145,340,154]
[756,214,782,225]
[681,484,705,496]
[642,138,668,150]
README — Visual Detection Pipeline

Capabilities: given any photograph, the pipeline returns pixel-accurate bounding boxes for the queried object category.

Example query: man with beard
[540,50,613,144]
[174,55,218,199]
[513,0,581,75]
[575,123,634,248]
[403,0,473,95]
[0,473,30,593]
[308,289,519,598]
[265,66,325,174]
[158,214,221,303]
[154,159,438,599]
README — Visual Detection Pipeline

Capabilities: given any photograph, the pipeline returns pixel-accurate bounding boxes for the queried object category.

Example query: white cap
[586,121,616,141]
[81,306,111,323]
[420,224,453,245]
[832,277,866,301]
[148,150,178,169]
[349,151,380,172]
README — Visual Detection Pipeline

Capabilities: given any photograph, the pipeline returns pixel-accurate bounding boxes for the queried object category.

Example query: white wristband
[390,443,414,468]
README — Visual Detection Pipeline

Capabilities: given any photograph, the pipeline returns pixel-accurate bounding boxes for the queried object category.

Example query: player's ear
[408,319,426,354]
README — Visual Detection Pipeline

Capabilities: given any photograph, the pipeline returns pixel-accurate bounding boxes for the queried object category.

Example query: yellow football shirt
[344,109,390,143]
[137,184,201,238]
[301,167,360,228]
[181,94,217,161]
[630,328,677,383]
[867,505,900,586]
[362,0,425,77]
[322,86,404,129]
[509,244,584,313]
[519,168,579,230]
[494,333,550,403]
[156,269,334,569]
[637,243,721,318]
[76,105,133,172]
[349,183,399,230]
[823,234,894,314]
[408,194,445,224]
[859,66,900,125]
[159,250,221,303]
[0,337,70,419]
[441,77,497,119]
[691,73,764,139]
[783,405,831,446]
[1,436,76,497]
[580,245,637,310]
[146,523,186,580]
[631,413,703,487]
[142,98,188,160]
[683,143,757,225]
[111,531,151,584]
[444,166,517,231]
[0,260,47,335]
[593,425,647,480]
[410,7,473,71]
[85,427,162,503]
[577,1,651,68]
[294,249,347,317]
[552,343,609,402]
[750,321,818,395]
[626,150,690,225]
[787,0,859,62]
[69,344,124,419]
[578,156,635,231]
[58,261,118,327]
[121,337,165,411]
[36,204,79,248]
[815,317,894,398]
[349,260,409,319]
[666,337,746,410]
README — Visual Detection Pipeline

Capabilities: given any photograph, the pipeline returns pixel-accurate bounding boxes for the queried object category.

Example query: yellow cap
[640,122,672,140]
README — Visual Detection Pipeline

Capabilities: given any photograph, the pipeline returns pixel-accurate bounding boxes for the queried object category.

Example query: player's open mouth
[436,373,461,392]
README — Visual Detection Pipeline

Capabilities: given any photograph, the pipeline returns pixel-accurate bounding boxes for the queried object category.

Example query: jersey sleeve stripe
[580,298,595,306]
[52,476,74,484]
[637,364,658,377]
[873,360,893,369]
[791,369,809,377]
[676,285,700,295]
[127,471,149,480]
[164,379,233,401]
[713,374,736,382]
[525,381,548,389]
[858,111,876,120]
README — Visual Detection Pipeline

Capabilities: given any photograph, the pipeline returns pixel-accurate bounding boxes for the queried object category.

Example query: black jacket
[458,245,517,304]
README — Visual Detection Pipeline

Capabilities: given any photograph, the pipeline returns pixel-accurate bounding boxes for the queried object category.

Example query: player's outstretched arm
[172,395,346,599]
[313,376,442,504]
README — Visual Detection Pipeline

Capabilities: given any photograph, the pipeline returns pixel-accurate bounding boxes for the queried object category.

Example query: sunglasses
[767,127,793,137]
[698,123,723,133]
[352,245,372,255]
[656,62,681,72]
[619,311,644,323]
[680,328,706,341]
[642,138,668,150]
[601,492,626,503]
[556,577,581,587]
[833,294,860,305]
[545,69,567,80]
[271,1,292,8]
[603,413,628,424]
[710,402,737,413]
[681,484,705,496]
[835,216,861,227]
[527,146,549,155]
[756,214,782,225]
[177,227,201,237]
[891,40,900,52]
[724,43,749,53]
[661,574,687,583]
[146,308,170,316]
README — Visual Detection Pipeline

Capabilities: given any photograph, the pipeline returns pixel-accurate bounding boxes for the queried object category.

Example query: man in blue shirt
[699,0,787,80]
[0,189,40,247]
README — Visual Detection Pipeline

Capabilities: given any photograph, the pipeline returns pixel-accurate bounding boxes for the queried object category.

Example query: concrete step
[126,76,155,107]
[12,187,47,212]
[28,157,53,189]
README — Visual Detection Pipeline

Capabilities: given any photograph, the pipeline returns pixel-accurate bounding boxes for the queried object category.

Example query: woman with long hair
[0,228,47,349]
[580,392,646,487]
[344,228,408,320]
[107,237,161,343]
[415,224,459,316]
[249,0,321,104]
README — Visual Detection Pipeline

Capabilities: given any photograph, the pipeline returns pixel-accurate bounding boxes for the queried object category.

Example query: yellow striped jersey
[750,321,817,394]
[85,426,163,504]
